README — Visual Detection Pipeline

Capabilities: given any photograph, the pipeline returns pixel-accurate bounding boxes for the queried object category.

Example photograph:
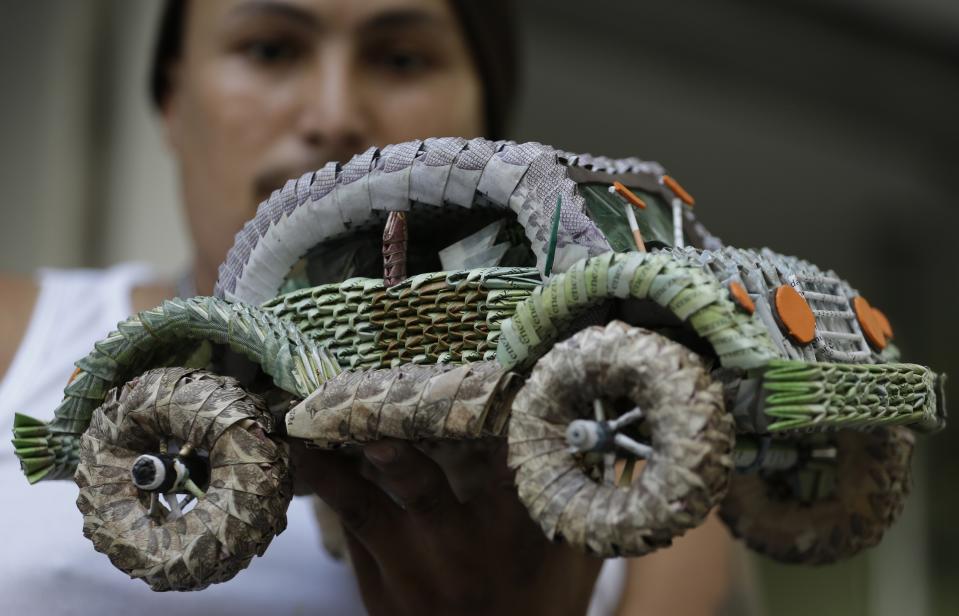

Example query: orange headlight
[774,285,816,345]
[872,306,893,341]
[728,281,755,314]
[853,296,887,350]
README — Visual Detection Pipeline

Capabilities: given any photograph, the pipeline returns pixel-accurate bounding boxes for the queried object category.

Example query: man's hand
[291,438,602,616]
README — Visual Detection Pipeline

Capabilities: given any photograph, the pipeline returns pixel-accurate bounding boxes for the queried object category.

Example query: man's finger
[289,442,396,541]
[361,439,458,518]
[416,437,512,503]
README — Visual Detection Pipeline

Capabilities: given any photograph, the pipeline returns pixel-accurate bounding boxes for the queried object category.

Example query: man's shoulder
[0,275,39,379]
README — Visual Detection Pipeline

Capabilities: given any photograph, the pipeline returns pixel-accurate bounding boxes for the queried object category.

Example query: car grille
[787,271,872,363]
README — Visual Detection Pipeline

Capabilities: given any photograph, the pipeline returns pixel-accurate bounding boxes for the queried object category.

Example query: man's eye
[369,49,433,75]
[242,39,302,65]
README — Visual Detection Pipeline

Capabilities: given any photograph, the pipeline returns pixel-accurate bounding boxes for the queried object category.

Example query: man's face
[162,0,485,290]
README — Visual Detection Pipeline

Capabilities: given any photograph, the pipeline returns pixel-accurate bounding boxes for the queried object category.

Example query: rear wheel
[75,368,293,591]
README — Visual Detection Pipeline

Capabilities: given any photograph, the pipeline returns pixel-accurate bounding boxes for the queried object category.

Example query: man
[0,1,740,614]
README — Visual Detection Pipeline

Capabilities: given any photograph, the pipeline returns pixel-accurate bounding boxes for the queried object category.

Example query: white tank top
[0,264,623,615]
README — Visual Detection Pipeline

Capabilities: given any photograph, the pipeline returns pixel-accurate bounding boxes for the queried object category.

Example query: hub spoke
[608,406,643,431]
[593,399,607,422]
[164,492,183,519]
[614,434,653,459]
[603,453,616,484]
[183,478,206,500]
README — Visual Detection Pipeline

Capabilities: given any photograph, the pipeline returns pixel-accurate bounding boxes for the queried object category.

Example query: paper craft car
[13,138,946,591]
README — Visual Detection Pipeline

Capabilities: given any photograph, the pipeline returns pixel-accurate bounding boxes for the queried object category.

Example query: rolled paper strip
[286,361,512,445]
[20,455,56,475]
[672,198,685,248]
[493,252,782,372]
[12,414,81,483]
[617,195,647,253]
[216,140,621,304]
[762,359,938,432]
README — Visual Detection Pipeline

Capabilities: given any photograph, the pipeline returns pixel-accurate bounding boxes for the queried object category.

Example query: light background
[1,1,957,614]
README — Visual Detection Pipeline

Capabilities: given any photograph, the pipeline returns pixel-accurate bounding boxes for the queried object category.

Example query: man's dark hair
[149,0,520,138]
[149,0,187,112]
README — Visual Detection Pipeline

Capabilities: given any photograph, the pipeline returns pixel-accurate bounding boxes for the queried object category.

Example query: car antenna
[544,194,562,276]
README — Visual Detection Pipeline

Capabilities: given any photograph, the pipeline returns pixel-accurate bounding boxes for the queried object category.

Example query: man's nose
[297,44,368,152]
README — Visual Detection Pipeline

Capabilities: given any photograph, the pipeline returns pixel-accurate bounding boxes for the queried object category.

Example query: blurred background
[1,1,956,614]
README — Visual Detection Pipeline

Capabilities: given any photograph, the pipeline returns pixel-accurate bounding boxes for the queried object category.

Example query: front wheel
[719,426,914,564]
[75,368,293,591]
[507,321,735,557]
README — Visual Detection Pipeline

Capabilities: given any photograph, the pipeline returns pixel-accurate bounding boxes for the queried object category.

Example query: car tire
[507,321,735,557]
[75,367,292,591]
[718,426,914,564]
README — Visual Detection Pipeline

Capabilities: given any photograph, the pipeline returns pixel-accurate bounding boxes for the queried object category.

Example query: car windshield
[579,182,678,250]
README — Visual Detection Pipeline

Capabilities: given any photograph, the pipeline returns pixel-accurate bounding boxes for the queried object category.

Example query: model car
[14,138,946,591]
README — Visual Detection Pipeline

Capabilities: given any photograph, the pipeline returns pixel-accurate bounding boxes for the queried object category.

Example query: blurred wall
[96,1,185,276]
[0,2,99,272]
[1,1,956,614]
[0,0,183,276]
